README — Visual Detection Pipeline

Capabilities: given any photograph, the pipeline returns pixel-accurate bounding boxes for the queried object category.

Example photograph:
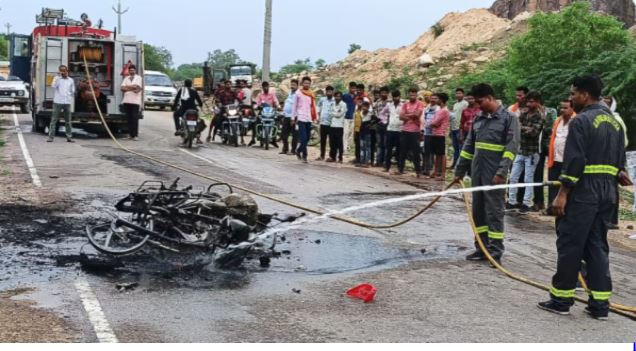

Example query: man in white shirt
[121,64,143,140]
[47,65,75,143]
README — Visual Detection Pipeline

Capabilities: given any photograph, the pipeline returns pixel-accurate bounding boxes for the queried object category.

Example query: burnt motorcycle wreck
[85,179,303,269]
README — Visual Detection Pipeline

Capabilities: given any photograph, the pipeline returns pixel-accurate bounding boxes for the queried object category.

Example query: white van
[144,70,177,110]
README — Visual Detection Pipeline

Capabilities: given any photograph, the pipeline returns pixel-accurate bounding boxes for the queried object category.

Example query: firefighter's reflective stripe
[460,151,474,160]
[488,231,504,240]
[584,165,619,176]
[476,226,489,234]
[590,291,612,301]
[503,151,515,161]
[560,174,580,184]
[550,287,576,298]
[475,142,505,152]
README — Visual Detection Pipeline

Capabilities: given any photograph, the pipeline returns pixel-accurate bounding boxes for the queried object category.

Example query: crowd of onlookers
[211,77,633,223]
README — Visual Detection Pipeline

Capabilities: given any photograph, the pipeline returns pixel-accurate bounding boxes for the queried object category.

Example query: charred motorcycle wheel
[86,219,152,256]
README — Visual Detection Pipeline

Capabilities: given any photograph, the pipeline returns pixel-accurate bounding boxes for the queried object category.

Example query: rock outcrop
[490,0,636,27]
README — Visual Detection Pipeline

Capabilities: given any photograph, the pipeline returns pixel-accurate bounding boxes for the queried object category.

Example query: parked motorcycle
[255,106,280,150]
[221,104,242,147]
[178,109,204,148]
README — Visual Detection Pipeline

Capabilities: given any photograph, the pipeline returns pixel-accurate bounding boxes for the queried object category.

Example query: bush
[431,23,444,38]
[387,67,418,96]
[348,43,362,54]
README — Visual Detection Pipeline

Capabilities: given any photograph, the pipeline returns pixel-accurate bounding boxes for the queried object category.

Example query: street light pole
[112,0,129,34]
[262,0,272,82]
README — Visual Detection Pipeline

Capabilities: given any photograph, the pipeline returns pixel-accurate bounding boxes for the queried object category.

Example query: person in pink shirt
[397,87,424,177]
[250,81,280,146]
[292,76,317,163]
[254,81,280,109]
[427,92,451,180]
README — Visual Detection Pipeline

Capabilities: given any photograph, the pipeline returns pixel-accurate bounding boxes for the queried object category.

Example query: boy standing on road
[48,65,75,143]
[358,101,373,167]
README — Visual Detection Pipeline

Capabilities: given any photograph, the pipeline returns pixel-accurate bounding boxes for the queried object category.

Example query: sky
[1,0,494,70]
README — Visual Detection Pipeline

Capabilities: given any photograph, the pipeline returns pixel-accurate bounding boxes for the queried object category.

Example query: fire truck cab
[12,8,144,134]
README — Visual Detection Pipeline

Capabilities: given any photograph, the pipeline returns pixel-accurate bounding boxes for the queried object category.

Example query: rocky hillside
[300,9,529,94]
[490,0,635,27]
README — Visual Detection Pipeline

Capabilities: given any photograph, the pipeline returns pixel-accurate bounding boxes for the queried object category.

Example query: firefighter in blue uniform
[538,76,633,320]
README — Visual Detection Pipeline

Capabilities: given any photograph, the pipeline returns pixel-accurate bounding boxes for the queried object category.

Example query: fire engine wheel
[20,103,31,114]
[86,221,150,256]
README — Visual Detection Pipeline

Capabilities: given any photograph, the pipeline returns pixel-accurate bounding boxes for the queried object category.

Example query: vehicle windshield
[230,67,252,76]
[144,75,173,87]
[7,76,22,82]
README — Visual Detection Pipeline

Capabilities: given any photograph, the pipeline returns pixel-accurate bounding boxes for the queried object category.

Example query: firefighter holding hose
[454,83,520,263]
[538,76,633,320]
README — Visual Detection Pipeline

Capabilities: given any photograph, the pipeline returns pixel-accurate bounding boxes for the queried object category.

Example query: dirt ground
[0,289,77,342]
[0,121,79,342]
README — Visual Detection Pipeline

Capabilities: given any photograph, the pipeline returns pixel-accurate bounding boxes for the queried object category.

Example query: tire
[160,106,166,110]
[232,125,239,147]
[264,132,269,151]
[20,103,31,114]
[33,115,46,134]
[186,135,194,149]
[86,222,150,256]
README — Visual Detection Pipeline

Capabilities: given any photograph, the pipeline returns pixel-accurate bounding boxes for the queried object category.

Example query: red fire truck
[10,8,144,134]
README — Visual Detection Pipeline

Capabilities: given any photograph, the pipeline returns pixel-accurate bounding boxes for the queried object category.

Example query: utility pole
[5,23,11,59]
[112,0,129,34]
[262,0,272,82]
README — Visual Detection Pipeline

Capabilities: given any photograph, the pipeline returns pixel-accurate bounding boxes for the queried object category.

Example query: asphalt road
[1,109,635,342]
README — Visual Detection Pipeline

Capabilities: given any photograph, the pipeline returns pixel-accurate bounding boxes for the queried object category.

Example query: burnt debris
[85,178,304,269]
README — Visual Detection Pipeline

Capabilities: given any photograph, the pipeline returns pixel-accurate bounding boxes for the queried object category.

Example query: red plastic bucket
[346,283,377,303]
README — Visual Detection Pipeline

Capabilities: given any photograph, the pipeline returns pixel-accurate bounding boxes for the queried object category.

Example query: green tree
[279,58,313,76]
[315,58,326,69]
[171,63,204,81]
[0,35,8,61]
[144,44,173,72]
[451,1,636,147]
[387,67,418,96]
[348,43,362,54]
[508,1,631,81]
[207,49,241,68]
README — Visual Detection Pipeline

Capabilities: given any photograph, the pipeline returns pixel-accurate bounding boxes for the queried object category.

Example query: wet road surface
[0,109,634,342]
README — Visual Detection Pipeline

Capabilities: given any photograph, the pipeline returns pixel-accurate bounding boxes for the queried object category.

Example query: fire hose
[83,58,635,319]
